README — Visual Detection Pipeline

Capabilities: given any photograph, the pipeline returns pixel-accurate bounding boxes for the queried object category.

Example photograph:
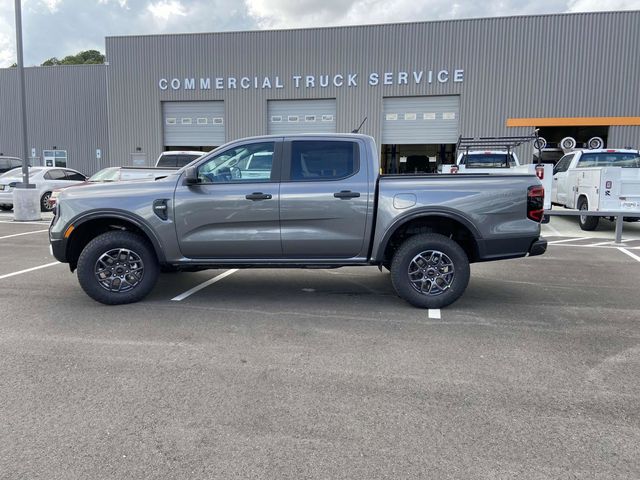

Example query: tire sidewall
[390,233,470,309]
[40,192,53,212]
[578,198,598,230]
[77,231,159,305]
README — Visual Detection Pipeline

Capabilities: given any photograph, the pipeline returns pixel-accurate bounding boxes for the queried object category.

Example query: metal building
[1,11,639,175]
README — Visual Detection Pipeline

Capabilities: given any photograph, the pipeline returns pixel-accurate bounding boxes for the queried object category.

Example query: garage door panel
[382,96,459,144]
[163,101,225,146]
[268,100,336,135]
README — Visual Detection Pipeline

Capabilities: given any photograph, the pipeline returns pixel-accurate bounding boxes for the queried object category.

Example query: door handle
[333,190,360,199]
[245,192,272,201]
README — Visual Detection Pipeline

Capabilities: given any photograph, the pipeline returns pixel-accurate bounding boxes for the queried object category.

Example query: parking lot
[1,212,639,479]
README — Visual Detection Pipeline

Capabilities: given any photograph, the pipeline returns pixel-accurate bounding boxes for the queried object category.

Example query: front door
[174,140,282,259]
[552,154,573,205]
[279,138,370,259]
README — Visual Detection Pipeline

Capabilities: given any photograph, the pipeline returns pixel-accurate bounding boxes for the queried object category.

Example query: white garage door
[163,101,225,146]
[268,99,336,135]
[382,96,460,144]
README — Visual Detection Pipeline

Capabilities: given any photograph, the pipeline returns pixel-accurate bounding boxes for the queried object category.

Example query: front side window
[553,155,573,174]
[290,141,359,181]
[197,142,275,183]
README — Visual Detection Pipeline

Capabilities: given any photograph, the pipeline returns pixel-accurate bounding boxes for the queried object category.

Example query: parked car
[0,156,23,174]
[50,133,547,307]
[0,166,87,212]
[47,166,180,208]
[155,151,204,168]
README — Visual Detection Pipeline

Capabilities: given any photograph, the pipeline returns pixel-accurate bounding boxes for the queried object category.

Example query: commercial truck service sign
[158,70,465,91]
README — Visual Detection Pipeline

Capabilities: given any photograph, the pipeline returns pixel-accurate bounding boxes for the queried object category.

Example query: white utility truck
[440,136,553,211]
[551,148,640,230]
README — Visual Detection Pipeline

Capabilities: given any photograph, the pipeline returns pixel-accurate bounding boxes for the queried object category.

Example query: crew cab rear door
[279,138,370,259]
[173,139,283,259]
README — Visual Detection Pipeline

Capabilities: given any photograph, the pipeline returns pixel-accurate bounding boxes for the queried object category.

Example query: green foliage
[41,50,105,66]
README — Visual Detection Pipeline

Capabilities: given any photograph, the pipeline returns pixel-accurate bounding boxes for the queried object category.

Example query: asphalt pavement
[0,213,639,479]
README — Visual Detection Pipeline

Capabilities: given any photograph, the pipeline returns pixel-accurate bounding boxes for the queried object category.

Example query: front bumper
[50,237,67,262]
[0,190,14,205]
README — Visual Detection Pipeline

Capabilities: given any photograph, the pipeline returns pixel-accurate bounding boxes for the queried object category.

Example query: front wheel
[76,231,159,305]
[390,233,470,309]
[578,198,599,231]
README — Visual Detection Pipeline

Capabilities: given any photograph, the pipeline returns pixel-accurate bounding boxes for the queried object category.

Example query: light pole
[13,0,40,221]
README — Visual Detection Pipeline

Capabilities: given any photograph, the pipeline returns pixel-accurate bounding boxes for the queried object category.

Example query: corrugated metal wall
[0,65,108,175]
[104,11,640,164]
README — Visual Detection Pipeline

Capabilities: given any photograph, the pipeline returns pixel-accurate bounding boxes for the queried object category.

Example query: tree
[40,50,105,66]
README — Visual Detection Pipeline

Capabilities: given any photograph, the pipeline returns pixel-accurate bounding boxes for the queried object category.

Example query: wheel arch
[376,210,481,265]
[65,211,166,271]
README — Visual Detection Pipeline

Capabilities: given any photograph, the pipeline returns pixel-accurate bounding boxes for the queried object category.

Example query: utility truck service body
[551,149,640,230]
[49,134,546,308]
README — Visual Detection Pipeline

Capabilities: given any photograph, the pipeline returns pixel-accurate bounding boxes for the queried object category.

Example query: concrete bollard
[13,188,41,221]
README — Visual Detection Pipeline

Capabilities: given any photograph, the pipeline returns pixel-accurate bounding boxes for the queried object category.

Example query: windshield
[89,167,120,182]
[0,167,43,178]
[461,153,516,168]
[577,152,640,168]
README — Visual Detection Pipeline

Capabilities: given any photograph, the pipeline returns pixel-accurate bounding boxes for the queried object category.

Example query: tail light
[450,165,459,174]
[527,185,544,222]
[535,165,544,180]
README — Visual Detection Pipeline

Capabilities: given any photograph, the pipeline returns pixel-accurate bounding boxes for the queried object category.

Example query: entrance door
[279,138,370,259]
[174,140,282,259]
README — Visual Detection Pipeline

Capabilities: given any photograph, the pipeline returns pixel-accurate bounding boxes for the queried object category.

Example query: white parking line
[428,309,441,319]
[0,261,61,280]
[171,269,239,301]
[618,248,640,263]
[547,237,592,244]
[0,220,50,225]
[0,229,49,240]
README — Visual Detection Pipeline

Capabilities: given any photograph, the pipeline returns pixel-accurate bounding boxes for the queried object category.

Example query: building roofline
[105,9,639,41]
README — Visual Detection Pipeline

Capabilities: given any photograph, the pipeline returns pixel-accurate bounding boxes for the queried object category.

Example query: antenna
[352,117,368,134]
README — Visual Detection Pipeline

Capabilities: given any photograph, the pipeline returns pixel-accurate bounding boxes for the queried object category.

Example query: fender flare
[374,208,482,262]
[66,209,167,263]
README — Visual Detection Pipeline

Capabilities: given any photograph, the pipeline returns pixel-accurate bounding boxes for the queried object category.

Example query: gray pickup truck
[49,134,546,308]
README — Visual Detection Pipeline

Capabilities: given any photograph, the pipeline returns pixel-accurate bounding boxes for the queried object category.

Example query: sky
[0,0,639,67]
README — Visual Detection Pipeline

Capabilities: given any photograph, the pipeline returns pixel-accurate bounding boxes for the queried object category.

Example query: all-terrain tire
[390,233,470,309]
[77,231,159,305]
[578,198,599,231]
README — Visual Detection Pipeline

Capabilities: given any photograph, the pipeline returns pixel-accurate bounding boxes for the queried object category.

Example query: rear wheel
[40,191,53,212]
[578,198,599,231]
[76,231,159,305]
[390,233,470,309]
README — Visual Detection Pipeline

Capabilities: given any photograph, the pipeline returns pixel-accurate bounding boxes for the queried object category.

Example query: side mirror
[184,166,199,185]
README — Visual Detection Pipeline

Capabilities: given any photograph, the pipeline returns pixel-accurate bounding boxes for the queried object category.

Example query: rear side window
[64,170,86,181]
[290,141,359,181]
[577,152,640,168]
